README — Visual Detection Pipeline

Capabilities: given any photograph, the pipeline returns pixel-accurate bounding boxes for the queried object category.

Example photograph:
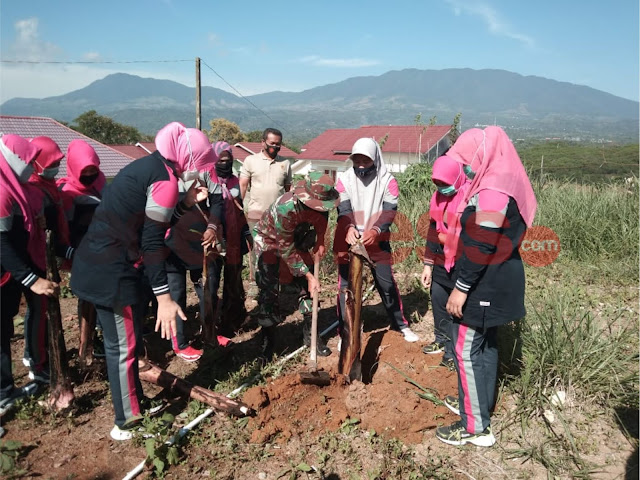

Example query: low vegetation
[4,144,638,479]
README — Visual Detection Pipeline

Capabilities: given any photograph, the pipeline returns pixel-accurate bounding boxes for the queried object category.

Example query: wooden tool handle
[309,255,320,367]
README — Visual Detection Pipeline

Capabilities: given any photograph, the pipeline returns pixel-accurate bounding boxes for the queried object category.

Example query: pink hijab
[154,122,216,179]
[444,126,537,264]
[28,136,70,246]
[57,139,106,212]
[211,141,239,196]
[0,134,46,273]
[429,155,472,271]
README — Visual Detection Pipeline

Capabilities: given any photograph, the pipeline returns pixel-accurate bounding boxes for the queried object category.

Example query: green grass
[517,141,639,183]
[390,156,639,476]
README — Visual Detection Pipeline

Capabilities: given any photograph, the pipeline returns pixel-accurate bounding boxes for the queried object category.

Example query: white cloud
[6,17,64,61]
[298,55,380,68]
[83,52,102,61]
[445,0,535,48]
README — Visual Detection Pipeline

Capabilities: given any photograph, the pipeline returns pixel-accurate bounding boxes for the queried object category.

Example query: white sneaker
[110,424,155,441]
[110,424,135,441]
[402,328,419,343]
[337,338,341,352]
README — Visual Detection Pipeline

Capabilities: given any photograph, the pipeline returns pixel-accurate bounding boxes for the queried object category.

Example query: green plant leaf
[167,446,180,465]
[296,462,312,472]
[144,438,156,458]
[153,457,165,474]
[1,453,15,473]
[0,440,21,451]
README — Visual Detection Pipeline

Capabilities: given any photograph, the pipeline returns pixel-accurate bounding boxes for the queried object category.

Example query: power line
[1,59,192,64]
[4,57,289,134]
[200,59,287,134]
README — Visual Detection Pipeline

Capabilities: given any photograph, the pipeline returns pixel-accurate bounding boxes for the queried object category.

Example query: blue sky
[1,0,638,105]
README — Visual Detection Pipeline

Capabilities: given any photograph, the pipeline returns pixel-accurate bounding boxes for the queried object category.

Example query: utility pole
[195,57,201,130]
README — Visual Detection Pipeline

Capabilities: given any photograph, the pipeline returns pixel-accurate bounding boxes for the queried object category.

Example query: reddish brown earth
[2,272,459,479]
[243,329,457,446]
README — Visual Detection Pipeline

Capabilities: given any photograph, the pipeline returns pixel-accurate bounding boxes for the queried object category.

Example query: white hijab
[340,137,393,232]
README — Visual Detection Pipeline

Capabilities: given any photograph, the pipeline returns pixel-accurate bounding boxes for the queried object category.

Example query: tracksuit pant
[1,277,48,397]
[165,257,221,350]
[451,321,498,434]
[96,302,145,428]
[430,281,454,362]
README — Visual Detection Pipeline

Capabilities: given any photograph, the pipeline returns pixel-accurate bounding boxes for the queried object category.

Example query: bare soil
[2,271,636,480]
[1,271,465,479]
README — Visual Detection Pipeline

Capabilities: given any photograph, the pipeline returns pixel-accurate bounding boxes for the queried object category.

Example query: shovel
[298,254,331,386]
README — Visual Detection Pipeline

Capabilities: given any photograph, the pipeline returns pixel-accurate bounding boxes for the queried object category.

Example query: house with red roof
[109,141,301,175]
[0,116,137,179]
[298,125,453,179]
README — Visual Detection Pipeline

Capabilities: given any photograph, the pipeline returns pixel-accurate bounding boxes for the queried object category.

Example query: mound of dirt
[243,328,459,446]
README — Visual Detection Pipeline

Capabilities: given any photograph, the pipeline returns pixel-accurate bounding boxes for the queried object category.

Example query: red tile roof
[110,141,299,163]
[300,125,452,162]
[0,115,136,178]
[109,142,155,160]
[232,142,299,162]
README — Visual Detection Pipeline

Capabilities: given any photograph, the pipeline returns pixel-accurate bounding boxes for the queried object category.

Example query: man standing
[239,128,292,291]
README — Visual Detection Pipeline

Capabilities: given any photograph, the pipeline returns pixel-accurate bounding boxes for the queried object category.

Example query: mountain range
[1,68,638,144]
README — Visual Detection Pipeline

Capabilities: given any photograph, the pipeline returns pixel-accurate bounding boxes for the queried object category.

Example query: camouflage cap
[294,171,340,212]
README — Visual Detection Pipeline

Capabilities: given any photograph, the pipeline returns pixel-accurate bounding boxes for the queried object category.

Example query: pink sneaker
[217,335,233,347]
[174,345,203,362]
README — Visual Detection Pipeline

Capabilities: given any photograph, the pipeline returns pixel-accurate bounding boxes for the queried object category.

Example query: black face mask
[215,161,233,178]
[265,145,281,159]
[80,173,99,186]
[354,164,376,178]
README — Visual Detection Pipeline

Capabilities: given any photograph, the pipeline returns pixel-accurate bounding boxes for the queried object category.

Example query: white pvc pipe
[122,322,338,480]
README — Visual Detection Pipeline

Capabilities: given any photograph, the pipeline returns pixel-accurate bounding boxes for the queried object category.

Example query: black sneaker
[440,358,456,372]
[28,369,51,384]
[422,342,444,354]
[140,396,166,417]
[435,420,496,447]
[93,334,106,358]
[444,395,460,416]
[0,382,40,415]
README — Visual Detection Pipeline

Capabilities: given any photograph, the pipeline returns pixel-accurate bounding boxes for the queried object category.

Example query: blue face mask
[437,185,457,196]
[40,166,59,179]
[463,164,476,180]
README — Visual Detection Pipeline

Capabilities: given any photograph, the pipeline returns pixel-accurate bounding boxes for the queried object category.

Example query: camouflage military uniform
[253,191,328,327]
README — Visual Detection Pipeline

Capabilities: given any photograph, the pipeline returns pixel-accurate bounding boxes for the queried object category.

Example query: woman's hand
[421,265,433,289]
[155,294,186,340]
[345,227,360,246]
[183,181,209,207]
[446,289,468,318]
[201,227,217,248]
[361,229,378,246]
[30,277,59,297]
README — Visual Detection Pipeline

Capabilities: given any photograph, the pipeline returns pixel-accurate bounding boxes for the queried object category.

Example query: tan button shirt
[240,151,292,221]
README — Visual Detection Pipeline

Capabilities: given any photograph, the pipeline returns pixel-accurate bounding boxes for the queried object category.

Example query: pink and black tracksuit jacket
[70,152,178,427]
[451,193,527,434]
